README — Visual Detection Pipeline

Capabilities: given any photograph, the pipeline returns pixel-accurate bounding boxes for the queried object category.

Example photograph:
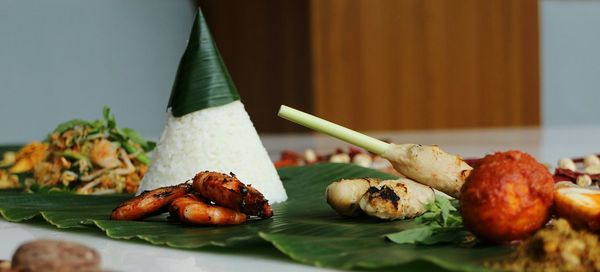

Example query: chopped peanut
[329,153,351,163]
[576,175,592,187]
[584,155,600,168]
[558,158,577,171]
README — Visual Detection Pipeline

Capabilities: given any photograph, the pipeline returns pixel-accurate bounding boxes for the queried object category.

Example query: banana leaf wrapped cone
[138,8,287,203]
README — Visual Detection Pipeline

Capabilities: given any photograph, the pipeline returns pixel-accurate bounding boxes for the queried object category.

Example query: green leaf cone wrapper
[168,8,240,117]
[144,7,287,204]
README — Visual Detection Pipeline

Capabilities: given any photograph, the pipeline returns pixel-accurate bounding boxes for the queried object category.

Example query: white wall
[0,0,196,144]
[541,0,600,126]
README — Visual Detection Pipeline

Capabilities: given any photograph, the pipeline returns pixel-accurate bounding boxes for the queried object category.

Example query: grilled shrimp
[111,183,191,220]
[170,194,248,225]
[193,171,273,218]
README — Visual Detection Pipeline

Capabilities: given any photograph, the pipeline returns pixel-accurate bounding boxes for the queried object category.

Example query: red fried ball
[460,151,554,243]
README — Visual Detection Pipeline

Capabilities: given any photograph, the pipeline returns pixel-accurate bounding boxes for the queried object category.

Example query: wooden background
[200,0,540,133]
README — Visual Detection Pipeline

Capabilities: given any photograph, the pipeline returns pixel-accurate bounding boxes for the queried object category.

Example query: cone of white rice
[138,8,287,203]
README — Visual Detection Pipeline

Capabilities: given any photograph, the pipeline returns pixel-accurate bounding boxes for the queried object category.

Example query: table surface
[2,125,600,272]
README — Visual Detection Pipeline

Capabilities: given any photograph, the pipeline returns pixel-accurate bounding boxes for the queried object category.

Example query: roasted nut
[584,155,600,168]
[11,240,101,272]
[304,149,317,164]
[585,165,600,175]
[352,153,373,168]
[329,153,351,163]
[558,158,577,171]
[576,175,592,187]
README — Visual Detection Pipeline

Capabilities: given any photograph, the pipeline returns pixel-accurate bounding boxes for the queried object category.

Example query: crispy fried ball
[460,151,554,243]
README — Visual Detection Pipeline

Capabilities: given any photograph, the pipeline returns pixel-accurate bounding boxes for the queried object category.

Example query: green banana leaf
[0,163,512,271]
[0,145,20,154]
[167,7,240,117]
[0,192,129,228]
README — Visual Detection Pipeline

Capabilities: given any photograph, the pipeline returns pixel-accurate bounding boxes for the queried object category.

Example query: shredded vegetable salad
[0,107,155,194]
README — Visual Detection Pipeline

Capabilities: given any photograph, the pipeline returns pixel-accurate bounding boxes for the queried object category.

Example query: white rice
[138,100,288,203]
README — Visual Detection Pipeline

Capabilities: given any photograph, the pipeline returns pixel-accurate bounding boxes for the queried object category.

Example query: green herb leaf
[387,195,468,246]
[386,226,469,245]
[167,8,240,117]
[52,119,92,135]
[122,141,150,165]
[121,128,156,152]
[416,195,462,228]
[101,107,155,163]
[103,106,116,130]
[146,141,156,151]
[386,226,435,244]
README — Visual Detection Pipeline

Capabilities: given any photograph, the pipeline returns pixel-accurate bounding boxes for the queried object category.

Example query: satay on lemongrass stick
[277,105,472,198]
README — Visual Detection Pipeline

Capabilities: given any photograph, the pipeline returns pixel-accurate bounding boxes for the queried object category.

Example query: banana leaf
[0,145,20,154]
[0,192,129,228]
[167,7,240,117]
[0,163,512,271]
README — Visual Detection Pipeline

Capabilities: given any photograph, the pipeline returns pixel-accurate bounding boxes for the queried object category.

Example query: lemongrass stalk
[278,105,389,155]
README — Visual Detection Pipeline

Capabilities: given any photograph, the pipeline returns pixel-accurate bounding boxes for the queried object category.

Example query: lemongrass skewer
[277,105,389,155]
[277,105,471,198]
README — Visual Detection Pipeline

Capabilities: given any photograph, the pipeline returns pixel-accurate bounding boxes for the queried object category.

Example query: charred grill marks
[111,171,273,225]
[367,185,401,207]
[193,171,273,219]
[155,191,173,198]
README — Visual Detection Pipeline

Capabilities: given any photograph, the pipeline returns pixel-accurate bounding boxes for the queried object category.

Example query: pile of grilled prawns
[111,171,273,225]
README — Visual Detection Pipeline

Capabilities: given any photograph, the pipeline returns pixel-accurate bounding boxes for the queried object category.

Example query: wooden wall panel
[200,0,539,132]
[199,0,312,132]
[310,0,540,130]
